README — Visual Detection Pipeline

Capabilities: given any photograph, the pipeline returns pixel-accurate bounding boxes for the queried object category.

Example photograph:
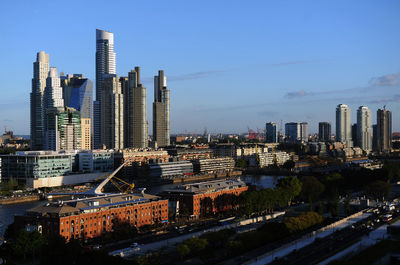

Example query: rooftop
[26,193,161,217]
[163,178,247,195]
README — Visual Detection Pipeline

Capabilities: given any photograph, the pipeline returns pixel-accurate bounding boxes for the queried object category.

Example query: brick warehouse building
[159,179,248,218]
[14,193,168,241]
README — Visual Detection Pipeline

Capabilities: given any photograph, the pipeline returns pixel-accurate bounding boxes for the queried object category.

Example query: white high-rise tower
[336,104,353,147]
[44,67,64,109]
[30,51,49,150]
[94,29,116,149]
[357,106,372,152]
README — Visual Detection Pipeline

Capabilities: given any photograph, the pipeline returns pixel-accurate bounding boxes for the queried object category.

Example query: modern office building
[0,151,74,188]
[357,106,372,152]
[45,107,81,151]
[30,51,50,150]
[336,104,353,147]
[100,74,123,150]
[376,107,392,153]
[0,150,114,188]
[78,150,114,173]
[318,122,331,142]
[121,67,148,148]
[265,122,278,143]
[61,74,93,150]
[94,29,116,149]
[153,70,170,147]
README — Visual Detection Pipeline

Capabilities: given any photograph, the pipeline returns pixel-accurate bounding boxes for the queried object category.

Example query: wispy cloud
[368,94,400,104]
[169,70,227,82]
[285,72,400,100]
[369,73,400,87]
[270,59,325,67]
[285,90,309,98]
[141,69,228,84]
[142,59,324,84]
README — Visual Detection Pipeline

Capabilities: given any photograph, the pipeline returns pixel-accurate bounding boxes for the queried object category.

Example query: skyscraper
[376,107,392,153]
[45,107,81,151]
[336,104,353,147]
[100,74,123,150]
[122,67,139,148]
[265,122,278,143]
[94,29,116,149]
[299,122,308,142]
[285,122,307,142]
[318,122,331,142]
[351,124,358,147]
[44,67,64,110]
[61,74,93,150]
[132,72,148,149]
[357,106,372,151]
[43,67,64,149]
[285,122,300,142]
[30,51,49,150]
[153,70,170,147]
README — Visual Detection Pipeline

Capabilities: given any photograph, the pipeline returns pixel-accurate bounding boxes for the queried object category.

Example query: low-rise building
[159,179,248,218]
[166,147,212,160]
[149,161,193,179]
[212,143,236,158]
[14,193,168,241]
[78,150,114,173]
[0,150,115,188]
[192,157,235,174]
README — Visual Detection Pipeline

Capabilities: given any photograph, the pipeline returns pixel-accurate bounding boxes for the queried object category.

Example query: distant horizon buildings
[265,122,278,143]
[318,122,331,142]
[336,104,353,147]
[285,122,308,143]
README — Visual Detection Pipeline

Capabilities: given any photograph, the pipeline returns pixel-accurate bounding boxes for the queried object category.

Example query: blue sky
[0,0,399,134]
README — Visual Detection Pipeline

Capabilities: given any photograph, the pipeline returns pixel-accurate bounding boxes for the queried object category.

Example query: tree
[366,180,392,200]
[299,176,324,207]
[11,229,46,260]
[235,159,247,168]
[177,244,190,259]
[282,160,295,170]
[276,176,302,205]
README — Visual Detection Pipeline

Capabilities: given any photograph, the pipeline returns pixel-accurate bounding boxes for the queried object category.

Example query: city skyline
[1,1,400,134]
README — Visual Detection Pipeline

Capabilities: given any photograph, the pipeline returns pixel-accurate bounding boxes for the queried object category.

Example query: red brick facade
[59,200,168,240]
[16,198,168,241]
[161,185,248,218]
